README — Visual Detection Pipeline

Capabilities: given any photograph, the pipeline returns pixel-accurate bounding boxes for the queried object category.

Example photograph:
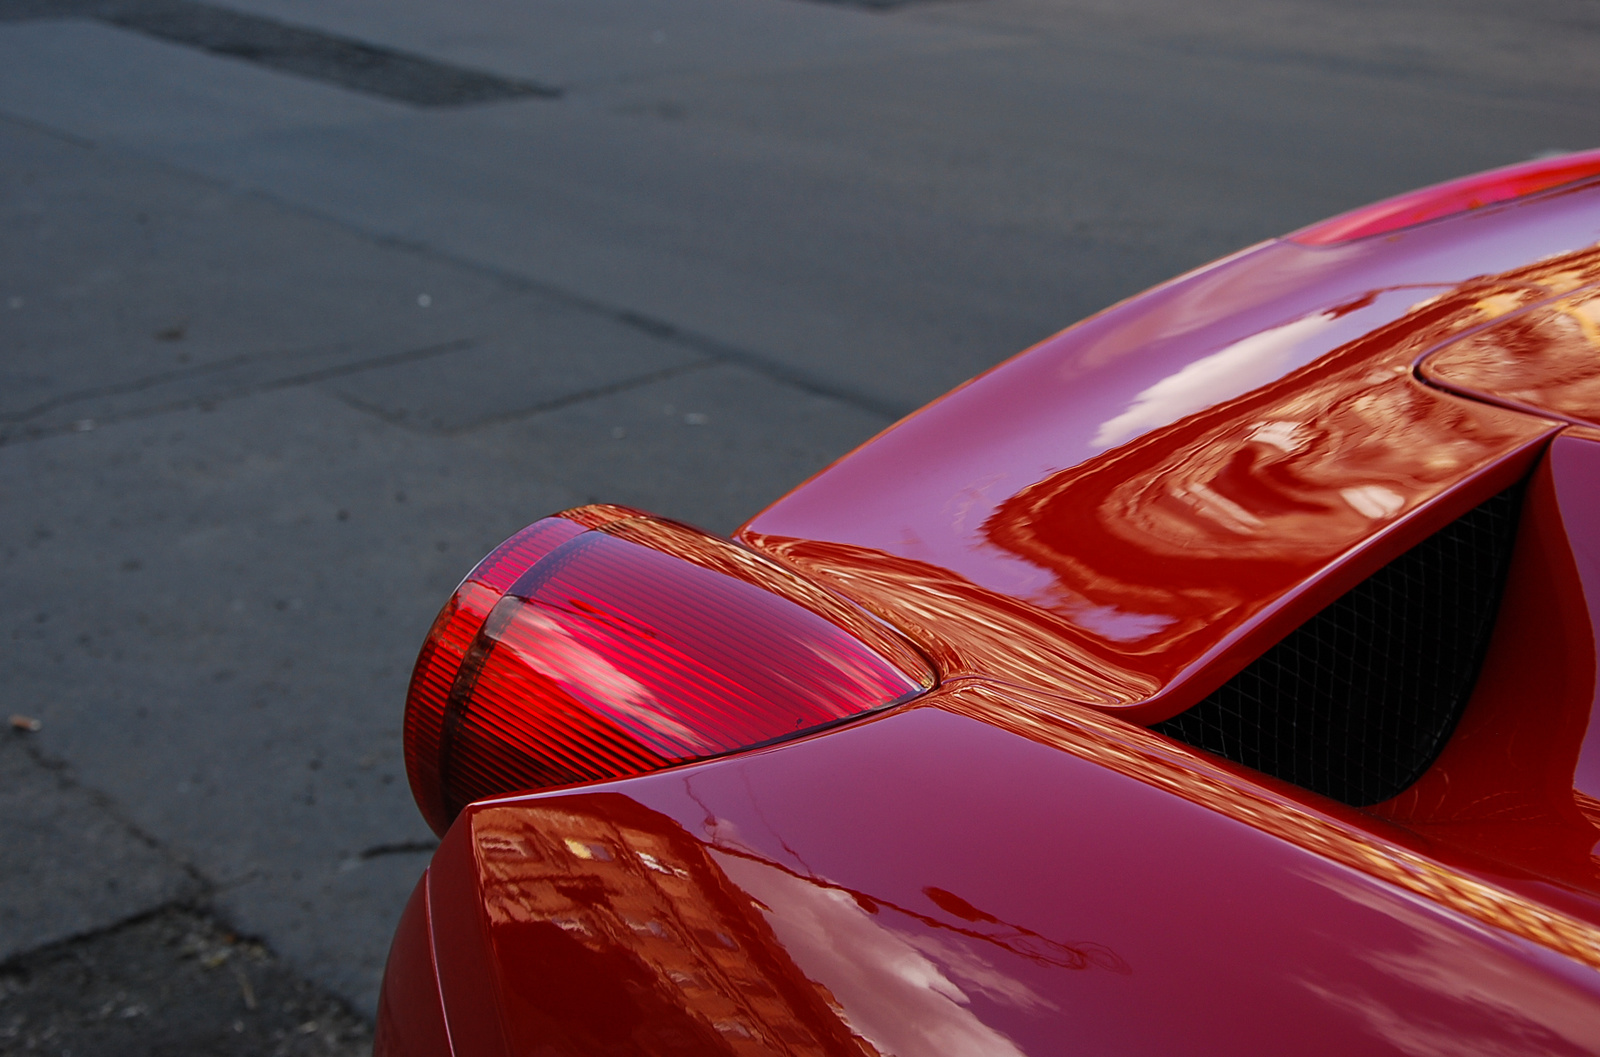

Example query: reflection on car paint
[472,796,865,1056]
[1090,288,1428,451]
[450,679,1600,1055]
[743,254,1600,725]
[712,849,1037,1057]
[1425,284,1600,427]
[934,682,1600,970]
[466,792,1106,1057]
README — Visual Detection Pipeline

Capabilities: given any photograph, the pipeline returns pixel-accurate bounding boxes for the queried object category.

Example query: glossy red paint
[429,816,512,1057]
[744,193,1600,578]
[431,681,1600,1055]
[1372,433,1600,897]
[374,875,454,1057]
[1289,148,1600,245]
[1423,281,1600,429]
[739,216,1600,726]
[406,510,933,835]
[743,273,1570,725]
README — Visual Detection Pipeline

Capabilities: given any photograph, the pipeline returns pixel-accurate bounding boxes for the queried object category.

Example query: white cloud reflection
[714,852,1037,1057]
[1295,868,1600,1056]
[1092,312,1340,450]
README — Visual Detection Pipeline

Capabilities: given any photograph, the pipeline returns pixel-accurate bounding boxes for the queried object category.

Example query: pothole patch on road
[2,0,560,106]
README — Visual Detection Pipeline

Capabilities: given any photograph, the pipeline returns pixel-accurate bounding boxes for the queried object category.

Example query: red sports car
[375,150,1600,1056]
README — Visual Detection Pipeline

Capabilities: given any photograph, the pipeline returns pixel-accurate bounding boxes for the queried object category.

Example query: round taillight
[403,507,934,835]
[1288,147,1600,245]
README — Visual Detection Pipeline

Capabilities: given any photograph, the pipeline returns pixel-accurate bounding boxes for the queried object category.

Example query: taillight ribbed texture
[404,508,932,835]
[403,514,590,835]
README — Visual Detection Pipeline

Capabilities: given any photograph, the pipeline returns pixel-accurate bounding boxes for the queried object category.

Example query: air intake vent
[1153,486,1524,806]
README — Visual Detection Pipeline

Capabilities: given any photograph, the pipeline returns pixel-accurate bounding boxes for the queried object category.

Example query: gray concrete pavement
[7,2,1596,410]
[0,732,199,963]
[1,0,1597,1023]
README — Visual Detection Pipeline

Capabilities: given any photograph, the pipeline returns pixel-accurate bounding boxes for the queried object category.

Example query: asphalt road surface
[2,0,1598,1044]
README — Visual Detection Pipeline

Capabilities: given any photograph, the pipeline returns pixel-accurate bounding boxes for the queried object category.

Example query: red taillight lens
[404,507,934,835]
[1288,148,1600,245]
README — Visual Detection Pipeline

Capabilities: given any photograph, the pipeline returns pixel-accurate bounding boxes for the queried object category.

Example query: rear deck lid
[1421,283,1600,428]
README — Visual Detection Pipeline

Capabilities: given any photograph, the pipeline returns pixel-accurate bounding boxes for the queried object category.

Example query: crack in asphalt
[0,337,487,447]
[329,357,724,437]
[0,337,474,426]
[277,209,915,422]
[357,840,438,860]
[0,106,908,451]
[12,733,210,893]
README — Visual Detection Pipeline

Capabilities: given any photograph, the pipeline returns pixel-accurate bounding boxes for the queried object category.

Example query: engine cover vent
[1153,485,1524,806]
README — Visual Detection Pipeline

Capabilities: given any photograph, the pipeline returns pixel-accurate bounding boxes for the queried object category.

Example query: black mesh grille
[1153,486,1524,806]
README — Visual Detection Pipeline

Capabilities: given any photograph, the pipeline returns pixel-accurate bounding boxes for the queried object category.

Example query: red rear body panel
[381,175,1600,1054]
[431,679,1600,1055]
[375,876,455,1057]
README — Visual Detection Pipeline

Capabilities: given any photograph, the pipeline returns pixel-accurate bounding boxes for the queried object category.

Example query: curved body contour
[378,159,1600,1056]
